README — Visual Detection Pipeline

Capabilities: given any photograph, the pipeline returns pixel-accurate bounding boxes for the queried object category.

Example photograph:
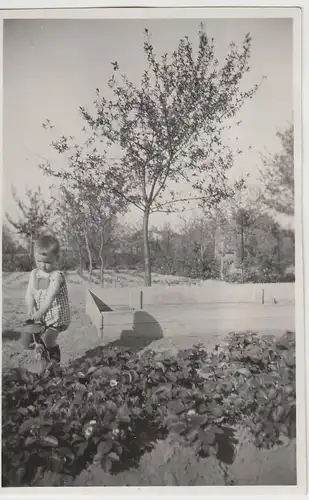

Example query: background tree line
[3,122,295,285]
[2,210,295,284]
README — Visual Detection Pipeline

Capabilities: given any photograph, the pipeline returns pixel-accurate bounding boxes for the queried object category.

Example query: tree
[2,225,17,270]
[5,186,53,259]
[41,25,261,286]
[173,217,218,279]
[151,223,179,275]
[111,224,145,270]
[2,224,16,254]
[223,201,294,282]
[54,191,87,276]
[259,123,294,216]
[242,212,290,281]
[84,191,119,286]
[55,178,123,285]
[234,207,256,264]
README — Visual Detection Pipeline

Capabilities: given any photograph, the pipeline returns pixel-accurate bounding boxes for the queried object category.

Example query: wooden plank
[89,290,113,312]
[100,303,294,344]
[88,282,294,307]
[101,309,165,345]
[87,284,141,309]
[85,289,103,338]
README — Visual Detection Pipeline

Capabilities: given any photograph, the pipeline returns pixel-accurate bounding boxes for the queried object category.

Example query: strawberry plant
[2,330,295,487]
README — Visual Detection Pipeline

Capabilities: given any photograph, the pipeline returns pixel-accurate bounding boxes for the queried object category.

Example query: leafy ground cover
[2,329,295,487]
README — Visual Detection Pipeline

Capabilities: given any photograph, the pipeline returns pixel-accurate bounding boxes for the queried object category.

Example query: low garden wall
[86,282,295,343]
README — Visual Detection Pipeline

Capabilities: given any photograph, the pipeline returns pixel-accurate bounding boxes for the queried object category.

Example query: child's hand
[27,307,37,319]
[31,311,42,322]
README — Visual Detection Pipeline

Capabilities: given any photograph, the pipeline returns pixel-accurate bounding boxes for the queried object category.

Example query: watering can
[21,319,50,362]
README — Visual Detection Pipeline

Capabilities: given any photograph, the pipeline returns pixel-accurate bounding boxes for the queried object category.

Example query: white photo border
[0,2,307,500]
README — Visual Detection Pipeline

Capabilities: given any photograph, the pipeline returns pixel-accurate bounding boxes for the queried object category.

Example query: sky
[2,16,293,230]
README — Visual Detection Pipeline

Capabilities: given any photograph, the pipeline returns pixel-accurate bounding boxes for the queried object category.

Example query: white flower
[112,428,120,436]
[187,409,196,416]
[84,427,93,439]
[110,379,118,387]
[83,420,96,439]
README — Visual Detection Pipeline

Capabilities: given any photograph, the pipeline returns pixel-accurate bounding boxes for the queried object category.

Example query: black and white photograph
[1,4,306,494]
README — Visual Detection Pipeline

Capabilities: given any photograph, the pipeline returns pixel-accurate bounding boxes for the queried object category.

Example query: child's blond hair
[34,234,60,257]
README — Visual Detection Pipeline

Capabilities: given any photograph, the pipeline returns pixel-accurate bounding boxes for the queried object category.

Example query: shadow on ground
[2,329,21,341]
[118,310,164,348]
[71,310,164,364]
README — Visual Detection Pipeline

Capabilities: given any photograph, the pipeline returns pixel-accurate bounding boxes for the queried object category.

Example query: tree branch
[151,195,207,213]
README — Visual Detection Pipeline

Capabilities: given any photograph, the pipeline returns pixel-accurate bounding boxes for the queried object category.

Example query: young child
[23,234,70,365]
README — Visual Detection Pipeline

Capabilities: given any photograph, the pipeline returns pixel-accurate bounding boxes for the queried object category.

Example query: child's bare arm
[25,270,36,317]
[32,273,63,321]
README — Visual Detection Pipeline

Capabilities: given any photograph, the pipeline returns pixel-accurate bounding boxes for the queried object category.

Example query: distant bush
[2,252,33,272]
[2,250,80,274]
[58,251,80,271]
[225,265,295,284]
[283,273,295,283]
[2,254,16,272]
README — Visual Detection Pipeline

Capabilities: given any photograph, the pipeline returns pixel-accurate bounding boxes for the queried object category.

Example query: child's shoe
[48,345,61,363]
[45,345,62,376]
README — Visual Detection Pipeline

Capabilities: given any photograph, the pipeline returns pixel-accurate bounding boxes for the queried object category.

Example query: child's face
[34,250,58,273]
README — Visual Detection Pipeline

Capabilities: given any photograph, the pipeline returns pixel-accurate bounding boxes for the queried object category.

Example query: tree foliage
[2,225,17,255]
[2,225,18,271]
[259,124,294,216]
[229,208,294,282]
[5,187,53,258]
[54,178,124,284]
[80,27,259,212]
[41,25,261,286]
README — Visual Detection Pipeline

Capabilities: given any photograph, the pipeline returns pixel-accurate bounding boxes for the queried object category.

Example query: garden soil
[2,272,297,486]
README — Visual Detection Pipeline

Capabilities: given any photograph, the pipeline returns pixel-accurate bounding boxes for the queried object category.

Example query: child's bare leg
[42,328,59,348]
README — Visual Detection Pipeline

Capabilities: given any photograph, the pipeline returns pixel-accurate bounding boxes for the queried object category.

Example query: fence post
[261,288,264,305]
[140,290,143,310]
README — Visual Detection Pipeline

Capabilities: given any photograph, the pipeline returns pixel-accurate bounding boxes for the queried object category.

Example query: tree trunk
[239,218,245,279]
[143,208,151,287]
[76,236,83,277]
[220,240,224,281]
[99,256,104,287]
[213,230,217,261]
[99,229,105,287]
[29,233,34,260]
[84,231,93,282]
[240,225,245,263]
[78,247,83,277]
